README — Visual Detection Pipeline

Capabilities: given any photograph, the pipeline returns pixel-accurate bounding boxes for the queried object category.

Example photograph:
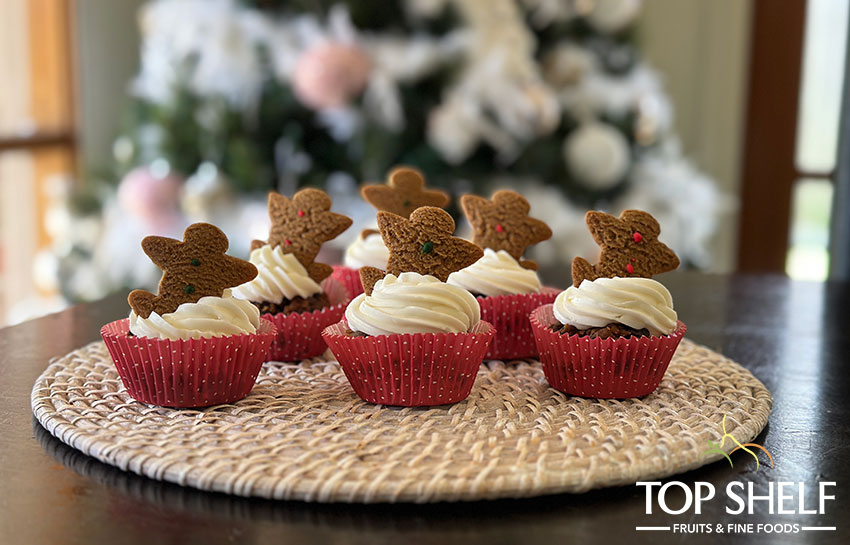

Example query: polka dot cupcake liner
[261,275,351,362]
[477,287,561,360]
[331,265,366,298]
[530,304,687,399]
[100,319,277,408]
[322,320,495,406]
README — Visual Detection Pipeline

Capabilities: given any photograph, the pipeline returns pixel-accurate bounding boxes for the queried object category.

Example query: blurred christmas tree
[50,0,726,302]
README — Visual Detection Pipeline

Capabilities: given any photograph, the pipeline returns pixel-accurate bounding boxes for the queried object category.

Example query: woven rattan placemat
[32,339,771,503]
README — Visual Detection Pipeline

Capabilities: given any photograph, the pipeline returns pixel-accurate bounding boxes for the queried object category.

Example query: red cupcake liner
[322,320,495,407]
[261,275,352,362]
[100,319,277,408]
[477,287,561,360]
[331,265,365,297]
[530,304,686,399]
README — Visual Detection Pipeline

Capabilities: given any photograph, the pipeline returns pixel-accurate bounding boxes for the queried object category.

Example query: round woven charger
[32,339,771,503]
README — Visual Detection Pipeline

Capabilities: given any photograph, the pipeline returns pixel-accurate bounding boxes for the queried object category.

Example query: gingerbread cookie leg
[571,256,597,287]
[359,266,386,296]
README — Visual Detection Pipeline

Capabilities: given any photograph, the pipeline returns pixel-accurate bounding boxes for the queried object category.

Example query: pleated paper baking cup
[530,304,686,399]
[100,319,276,408]
[477,287,561,360]
[322,321,495,406]
[331,265,365,297]
[261,275,351,362]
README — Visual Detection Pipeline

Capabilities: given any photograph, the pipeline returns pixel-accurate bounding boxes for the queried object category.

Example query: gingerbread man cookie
[361,167,450,220]
[359,207,483,295]
[571,209,680,287]
[460,190,552,270]
[251,188,352,284]
[129,223,257,318]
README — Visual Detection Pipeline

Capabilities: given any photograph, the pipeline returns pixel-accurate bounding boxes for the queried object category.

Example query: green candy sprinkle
[191,258,201,267]
[184,285,195,295]
[421,241,434,254]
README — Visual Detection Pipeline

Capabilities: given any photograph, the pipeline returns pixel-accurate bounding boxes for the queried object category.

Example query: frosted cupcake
[332,166,449,296]
[233,188,352,361]
[448,190,559,360]
[323,207,494,406]
[101,223,276,407]
[530,210,686,398]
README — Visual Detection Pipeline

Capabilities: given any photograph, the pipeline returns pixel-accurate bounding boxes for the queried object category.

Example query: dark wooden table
[1,272,847,544]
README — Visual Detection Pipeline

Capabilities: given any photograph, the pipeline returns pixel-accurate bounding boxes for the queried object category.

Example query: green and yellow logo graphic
[703,415,774,470]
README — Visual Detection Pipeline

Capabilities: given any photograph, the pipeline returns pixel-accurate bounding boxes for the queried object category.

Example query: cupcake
[323,206,495,406]
[232,188,352,361]
[100,223,277,408]
[447,190,559,360]
[332,166,449,296]
[530,209,686,399]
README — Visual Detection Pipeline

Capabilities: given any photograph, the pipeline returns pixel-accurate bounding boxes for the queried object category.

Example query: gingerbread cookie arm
[519,259,538,271]
[305,262,333,284]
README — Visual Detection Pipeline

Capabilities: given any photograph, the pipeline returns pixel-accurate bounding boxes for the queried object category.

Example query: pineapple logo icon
[703,415,774,470]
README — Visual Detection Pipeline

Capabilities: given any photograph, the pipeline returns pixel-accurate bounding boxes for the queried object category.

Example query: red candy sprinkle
[496,224,504,233]
[285,239,292,245]
[297,210,305,217]
[633,231,643,243]
[626,263,635,274]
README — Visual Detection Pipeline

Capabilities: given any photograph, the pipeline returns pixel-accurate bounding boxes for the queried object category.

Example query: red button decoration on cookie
[633,231,643,243]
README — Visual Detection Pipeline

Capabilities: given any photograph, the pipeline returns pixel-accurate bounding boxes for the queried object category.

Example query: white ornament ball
[543,44,593,87]
[586,0,642,34]
[292,42,372,110]
[181,162,234,220]
[563,122,631,190]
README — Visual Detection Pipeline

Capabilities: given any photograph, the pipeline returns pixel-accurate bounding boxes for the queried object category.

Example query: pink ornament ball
[118,166,183,226]
[292,42,373,110]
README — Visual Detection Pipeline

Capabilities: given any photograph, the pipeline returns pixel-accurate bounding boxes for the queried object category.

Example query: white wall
[75,0,146,172]
[638,0,754,272]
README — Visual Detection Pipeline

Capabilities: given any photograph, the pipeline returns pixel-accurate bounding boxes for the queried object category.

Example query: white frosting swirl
[553,277,677,336]
[447,249,541,296]
[345,272,481,336]
[129,289,261,340]
[344,232,390,269]
[231,245,322,303]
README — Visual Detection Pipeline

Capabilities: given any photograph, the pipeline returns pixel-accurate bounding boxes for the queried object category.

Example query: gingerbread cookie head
[128,223,257,318]
[251,188,352,283]
[460,190,552,270]
[361,167,450,219]
[359,207,483,295]
[571,209,680,287]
